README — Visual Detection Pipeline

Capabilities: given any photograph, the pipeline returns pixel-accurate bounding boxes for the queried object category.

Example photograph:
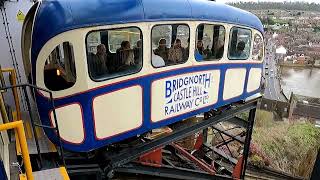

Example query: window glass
[228,27,252,60]
[195,24,225,61]
[252,34,264,61]
[44,42,76,91]
[86,27,142,81]
[151,24,190,68]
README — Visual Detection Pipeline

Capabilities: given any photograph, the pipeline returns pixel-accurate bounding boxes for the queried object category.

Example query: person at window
[117,41,135,71]
[89,44,108,77]
[134,40,142,64]
[183,38,190,61]
[152,51,165,68]
[204,45,212,59]
[195,40,205,61]
[168,39,185,64]
[117,41,135,66]
[154,38,169,63]
[214,40,224,59]
[233,41,247,59]
[116,42,125,67]
[196,40,205,55]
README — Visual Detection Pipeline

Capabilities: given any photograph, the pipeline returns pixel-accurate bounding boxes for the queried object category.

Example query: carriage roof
[32,0,263,57]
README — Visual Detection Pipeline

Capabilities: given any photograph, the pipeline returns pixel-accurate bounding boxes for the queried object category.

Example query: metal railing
[0,83,65,168]
[0,120,33,180]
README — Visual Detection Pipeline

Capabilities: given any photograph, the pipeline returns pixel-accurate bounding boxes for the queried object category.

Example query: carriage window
[228,27,252,60]
[195,24,225,61]
[86,27,142,81]
[44,42,76,91]
[151,24,190,68]
[252,34,264,61]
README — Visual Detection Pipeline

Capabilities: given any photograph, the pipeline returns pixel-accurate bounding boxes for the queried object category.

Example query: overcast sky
[216,0,320,3]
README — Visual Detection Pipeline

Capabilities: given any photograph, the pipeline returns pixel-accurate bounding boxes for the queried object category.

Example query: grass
[251,110,320,178]
[254,110,274,128]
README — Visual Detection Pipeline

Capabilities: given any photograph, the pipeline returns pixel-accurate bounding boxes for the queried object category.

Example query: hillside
[230,2,320,12]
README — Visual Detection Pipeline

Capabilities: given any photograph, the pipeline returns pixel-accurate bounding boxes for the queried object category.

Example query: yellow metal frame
[0,68,23,155]
[0,68,22,120]
[0,121,33,180]
[0,68,69,180]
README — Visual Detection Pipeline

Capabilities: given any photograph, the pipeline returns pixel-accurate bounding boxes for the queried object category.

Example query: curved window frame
[227,26,252,61]
[151,23,190,68]
[85,26,143,82]
[252,33,264,61]
[43,41,77,91]
[195,23,226,62]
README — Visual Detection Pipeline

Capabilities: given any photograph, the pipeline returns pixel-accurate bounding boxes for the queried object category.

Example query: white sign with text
[151,70,220,122]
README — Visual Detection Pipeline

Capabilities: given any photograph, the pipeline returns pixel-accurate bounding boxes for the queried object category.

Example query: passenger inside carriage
[96,44,109,73]
[151,24,189,67]
[86,27,142,80]
[134,40,142,65]
[196,40,205,55]
[228,27,251,60]
[195,24,225,61]
[214,39,225,59]
[154,38,169,63]
[152,51,166,67]
[233,41,247,59]
[116,41,136,71]
[88,44,109,78]
[168,39,185,64]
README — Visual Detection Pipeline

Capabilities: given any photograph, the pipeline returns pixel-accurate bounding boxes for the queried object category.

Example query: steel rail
[107,99,258,170]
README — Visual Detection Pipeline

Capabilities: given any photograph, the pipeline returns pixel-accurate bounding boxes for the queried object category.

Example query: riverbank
[279,63,320,68]
[279,66,320,99]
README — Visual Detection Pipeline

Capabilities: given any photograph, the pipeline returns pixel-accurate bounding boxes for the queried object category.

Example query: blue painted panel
[142,0,192,20]
[0,160,7,180]
[31,0,263,69]
[189,0,263,32]
[32,0,74,60]
[35,63,262,152]
[70,0,144,27]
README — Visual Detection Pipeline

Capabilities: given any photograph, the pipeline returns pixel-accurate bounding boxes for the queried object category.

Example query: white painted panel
[50,103,84,144]
[223,68,246,100]
[247,68,262,92]
[151,70,220,122]
[93,86,143,139]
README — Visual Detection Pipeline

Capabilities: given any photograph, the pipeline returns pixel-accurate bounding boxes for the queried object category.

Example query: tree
[229,2,320,12]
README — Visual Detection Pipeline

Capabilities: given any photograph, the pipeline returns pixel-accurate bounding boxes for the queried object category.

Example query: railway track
[246,166,304,180]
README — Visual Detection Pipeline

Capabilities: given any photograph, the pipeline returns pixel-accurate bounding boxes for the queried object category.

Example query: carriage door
[86,26,144,139]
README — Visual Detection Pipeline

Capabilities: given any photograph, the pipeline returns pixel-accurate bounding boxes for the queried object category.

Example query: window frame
[151,23,190,69]
[195,23,226,62]
[107,28,142,54]
[227,26,253,61]
[252,33,264,61]
[85,26,143,82]
[43,41,77,91]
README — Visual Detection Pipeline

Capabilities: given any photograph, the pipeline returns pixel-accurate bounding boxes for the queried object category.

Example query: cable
[0,5,27,110]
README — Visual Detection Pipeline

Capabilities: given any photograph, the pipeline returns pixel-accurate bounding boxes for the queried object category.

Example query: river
[280,67,320,98]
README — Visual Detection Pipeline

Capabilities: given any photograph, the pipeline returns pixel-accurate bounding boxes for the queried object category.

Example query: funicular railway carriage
[22,0,264,152]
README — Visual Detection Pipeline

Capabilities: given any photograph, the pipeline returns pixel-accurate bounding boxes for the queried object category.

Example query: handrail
[0,121,33,180]
[0,81,65,167]
[0,68,22,120]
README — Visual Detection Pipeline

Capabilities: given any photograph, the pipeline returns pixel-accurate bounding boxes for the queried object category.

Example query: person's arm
[168,48,174,63]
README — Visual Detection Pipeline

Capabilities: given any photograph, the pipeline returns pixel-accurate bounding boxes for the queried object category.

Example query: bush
[252,111,320,178]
